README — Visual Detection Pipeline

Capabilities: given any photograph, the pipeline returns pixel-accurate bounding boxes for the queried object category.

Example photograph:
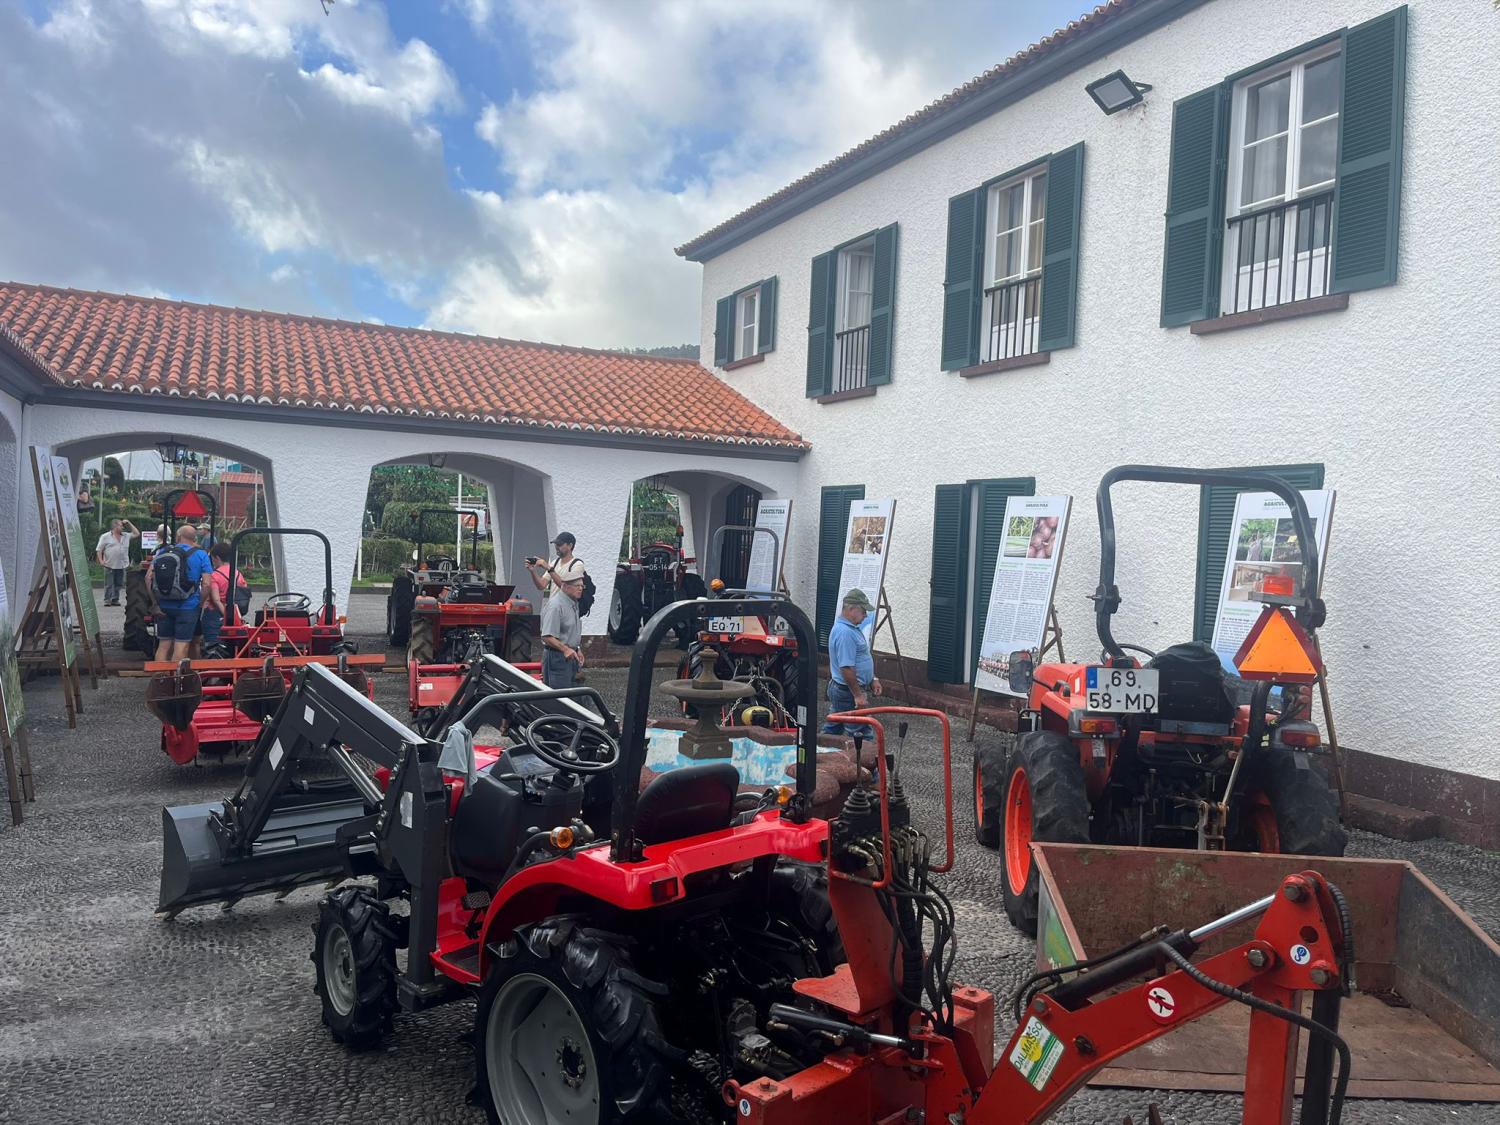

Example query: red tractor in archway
[607,516,706,646]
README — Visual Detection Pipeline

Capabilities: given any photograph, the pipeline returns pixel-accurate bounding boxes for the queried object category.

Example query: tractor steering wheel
[520,716,620,775]
[1103,642,1157,666]
[265,592,311,614]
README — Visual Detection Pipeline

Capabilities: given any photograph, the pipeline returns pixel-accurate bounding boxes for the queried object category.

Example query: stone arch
[0,407,20,601]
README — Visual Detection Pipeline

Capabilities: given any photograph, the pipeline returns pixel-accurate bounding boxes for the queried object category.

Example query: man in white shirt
[95,518,138,606]
[527,531,586,597]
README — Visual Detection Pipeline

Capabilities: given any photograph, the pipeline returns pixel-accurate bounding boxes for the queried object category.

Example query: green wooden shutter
[1194,463,1326,642]
[940,189,985,371]
[968,477,1037,677]
[806,252,836,396]
[1160,85,1230,327]
[713,295,733,366]
[1331,6,1407,294]
[817,484,865,651]
[1037,144,1084,352]
[926,484,971,684]
[757,276,778,354]
[866,224,899,386]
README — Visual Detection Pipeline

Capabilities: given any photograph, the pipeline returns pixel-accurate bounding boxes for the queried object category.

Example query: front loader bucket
[158,786,367,916]
[147,664,203,731]
[232,660,287,724]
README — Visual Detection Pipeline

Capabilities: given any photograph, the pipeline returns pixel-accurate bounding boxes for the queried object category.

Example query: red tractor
[973,467,1345,933]
[385,508,536,720]
[145,527,379,764]
[607,515,706,645]
[159,593,1357,1125]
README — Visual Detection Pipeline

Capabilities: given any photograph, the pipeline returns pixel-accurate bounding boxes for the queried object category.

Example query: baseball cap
[553,531,576,546]
[842,588,874,612]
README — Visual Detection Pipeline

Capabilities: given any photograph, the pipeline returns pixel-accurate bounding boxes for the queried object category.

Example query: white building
[681,0,1500,800]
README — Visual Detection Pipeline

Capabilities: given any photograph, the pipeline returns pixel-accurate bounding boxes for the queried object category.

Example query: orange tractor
[974,467,1345,933]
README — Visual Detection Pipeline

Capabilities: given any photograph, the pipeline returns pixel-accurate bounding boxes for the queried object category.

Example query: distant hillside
[620,344,699,360]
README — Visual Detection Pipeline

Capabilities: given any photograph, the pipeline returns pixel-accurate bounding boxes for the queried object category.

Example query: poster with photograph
[0,557,23,737]
[51,456,103,643]
[1210,489,1335,666]
[29,446,78,667]
[836,498,895,640]
[743,498,792,593]
[974,496,1072,696]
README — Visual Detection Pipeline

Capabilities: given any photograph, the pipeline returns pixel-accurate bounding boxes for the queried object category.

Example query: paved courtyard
[1,610,1497,1123]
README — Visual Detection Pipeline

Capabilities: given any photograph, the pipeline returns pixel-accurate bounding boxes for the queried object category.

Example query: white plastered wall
[0,387,24,618]
[21,402,798,638]
[697,0,1500,776]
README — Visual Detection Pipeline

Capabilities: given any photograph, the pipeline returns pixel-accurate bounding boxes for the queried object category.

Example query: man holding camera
[527,531,585,598]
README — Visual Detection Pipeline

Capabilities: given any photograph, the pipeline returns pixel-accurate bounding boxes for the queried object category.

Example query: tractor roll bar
[611,594,818,862]
[707,524,782,594]
[1094,466,1324,662]
[162,488,218,544]
[416,507,485,573]
[224,527,337,627]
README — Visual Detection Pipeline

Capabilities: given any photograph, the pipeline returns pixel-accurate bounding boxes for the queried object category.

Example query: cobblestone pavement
[2,644,1497,1123]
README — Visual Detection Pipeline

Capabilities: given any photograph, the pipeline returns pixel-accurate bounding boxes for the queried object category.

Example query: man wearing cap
[540,571,587,688]
[822,589,882,737]
[528,532,586,597]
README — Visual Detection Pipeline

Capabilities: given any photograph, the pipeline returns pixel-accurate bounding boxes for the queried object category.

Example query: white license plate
[707,616,743,634]
[1085,667,1160,713]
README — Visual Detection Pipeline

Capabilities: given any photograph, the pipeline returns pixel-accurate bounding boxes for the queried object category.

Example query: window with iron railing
[983,168,1046,361]
[1221,47,1341,314]
[834,241,874,391]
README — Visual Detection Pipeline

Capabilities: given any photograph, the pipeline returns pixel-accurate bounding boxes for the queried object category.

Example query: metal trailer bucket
[146,666,203,731]
[1033,843,1500,1102]
[158,786,367,916]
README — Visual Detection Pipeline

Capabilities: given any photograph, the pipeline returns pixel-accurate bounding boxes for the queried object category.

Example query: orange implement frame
[144,653,385,674]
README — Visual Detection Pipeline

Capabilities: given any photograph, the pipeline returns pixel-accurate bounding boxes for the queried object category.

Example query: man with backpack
[147,525,215,661]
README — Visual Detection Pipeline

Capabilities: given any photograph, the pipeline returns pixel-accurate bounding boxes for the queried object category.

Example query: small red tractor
[974,467,1345,933]
[384,508,536,720]
[159,594,1356,1125]
[145,527,379,764]
[607,514,707,645]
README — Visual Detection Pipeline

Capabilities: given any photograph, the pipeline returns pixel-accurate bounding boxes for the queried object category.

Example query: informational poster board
[743,498,792,593]
[29,447,78,669]
[51,456,103,645]
[0,558,23,737]
[1210,489,1336,666]
[140,530,162,553]
[974,496,1072,696]
[837,498,896,640]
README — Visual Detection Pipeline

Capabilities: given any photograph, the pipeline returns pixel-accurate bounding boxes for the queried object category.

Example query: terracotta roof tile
[0,283,806,451]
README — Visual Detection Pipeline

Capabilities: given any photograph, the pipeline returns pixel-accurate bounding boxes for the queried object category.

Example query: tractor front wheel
[475,919,672,1125]
[1000,730,1090,935]
[607,572,643,645]
[406,612,435,669]
[972,735,1011,849]
[503,613,537,664]
[1245,750,1347,856]
[312,887,398,1049]
[387,573,414,647]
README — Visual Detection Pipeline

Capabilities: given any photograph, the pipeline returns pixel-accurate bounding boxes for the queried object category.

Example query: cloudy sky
[2,0,1088,350]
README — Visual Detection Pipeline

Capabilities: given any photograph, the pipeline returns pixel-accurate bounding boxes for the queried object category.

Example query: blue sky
[1,0,1091,348]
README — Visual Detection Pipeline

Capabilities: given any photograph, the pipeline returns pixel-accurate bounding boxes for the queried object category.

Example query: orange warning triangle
[172,491,208,520]
[1233,606,1321,684]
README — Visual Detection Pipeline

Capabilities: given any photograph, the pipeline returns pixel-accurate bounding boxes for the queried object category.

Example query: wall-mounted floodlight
[427,452,448,469]
[1086,69,1151,115]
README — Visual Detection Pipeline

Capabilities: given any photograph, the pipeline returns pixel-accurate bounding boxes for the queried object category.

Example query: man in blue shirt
[148,525,215,662]
[822,588,882,738]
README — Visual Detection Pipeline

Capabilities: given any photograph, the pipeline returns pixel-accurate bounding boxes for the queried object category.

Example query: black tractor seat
[1145,641,1238,728]
[635,763,740,846]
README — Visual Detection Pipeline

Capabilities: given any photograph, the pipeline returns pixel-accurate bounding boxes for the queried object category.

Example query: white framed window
[833,240,874,390]
[1222,46,1341,313]
[736,288,758,360]
[982,168,1046,360]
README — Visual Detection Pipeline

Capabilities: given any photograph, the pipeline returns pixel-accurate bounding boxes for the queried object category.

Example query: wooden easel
[1310,636,1347,821]
[870,585,913,704]
[0,700,33,827]
[967,606,1065,741]
[15,559,82,728]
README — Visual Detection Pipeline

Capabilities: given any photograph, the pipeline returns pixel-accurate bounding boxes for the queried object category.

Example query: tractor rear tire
[765,860,846,977]
[387,574,414,647]
[607,572,643,646]
[503,613,537,664]
[1000,730,1090,935]
[312,886,398,1049]
[972,735,1012,849]
[407,612,435,669]
[123,569,155,654]
[475,918,674,1125]
[1248,751,1347,857]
